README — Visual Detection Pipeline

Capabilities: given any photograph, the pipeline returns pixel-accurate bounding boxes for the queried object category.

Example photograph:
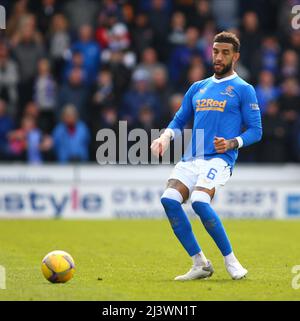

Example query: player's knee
[191,191,211,219]
[160,189,191,233]
[160,188,183,210]
[191,190,211,205]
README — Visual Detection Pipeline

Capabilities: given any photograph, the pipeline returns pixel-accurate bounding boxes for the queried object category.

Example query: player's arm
[151,83,195,157]
[214,85,262,153]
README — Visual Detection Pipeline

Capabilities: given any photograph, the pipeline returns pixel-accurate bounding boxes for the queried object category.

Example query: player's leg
[191,187,233,256]
[160,178,213,281]
[191,159,248,279]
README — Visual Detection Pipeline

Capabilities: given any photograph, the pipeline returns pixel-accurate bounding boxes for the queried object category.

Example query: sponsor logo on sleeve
[250,103,260,110]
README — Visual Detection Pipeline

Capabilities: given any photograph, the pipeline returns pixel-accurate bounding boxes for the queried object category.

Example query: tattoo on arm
[228,138,239,150]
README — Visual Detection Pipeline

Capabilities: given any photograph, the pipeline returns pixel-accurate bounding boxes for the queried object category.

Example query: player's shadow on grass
[158,278,251,283]
[204,278,251,283]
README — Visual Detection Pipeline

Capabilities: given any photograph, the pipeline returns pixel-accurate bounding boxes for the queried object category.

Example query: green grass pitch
[0,219,300,301]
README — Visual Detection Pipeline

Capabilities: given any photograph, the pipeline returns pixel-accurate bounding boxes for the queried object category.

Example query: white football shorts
[169,157,231,192]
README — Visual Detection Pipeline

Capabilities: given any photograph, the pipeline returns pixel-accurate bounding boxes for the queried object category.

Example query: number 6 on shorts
[207,168,218,180]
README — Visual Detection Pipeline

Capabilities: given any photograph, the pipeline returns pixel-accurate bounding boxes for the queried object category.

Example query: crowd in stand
[0,0,299,163]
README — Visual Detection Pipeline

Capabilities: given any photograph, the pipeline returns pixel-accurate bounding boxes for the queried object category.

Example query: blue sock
[161,197,201,256]
[192,201,232,256]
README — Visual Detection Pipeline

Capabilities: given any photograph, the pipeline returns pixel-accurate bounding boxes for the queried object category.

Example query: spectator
[71,24,101,84]
[178,56,206,92]
[6,0,29,39]
[259,101,287,162]
[149,0,171,60]
[91,69,115,110]
[136,105,158,133]
[101,23,136,70]
[95,12,115,50]
[91,104,119,158]
[212,0,238,30]
[11,13,43,47]
[278,77,300,162]
[257,36,280,75]
[63,0,99,32]
[280,49,300,80]
[33,58,57,133]
[0,99,15,160]
[103,50,131,104]
[235,59,250,82]
[168,11,186,50]
[131,12,154,59]
[189,0,213,30]
[168,93,183,117]
[63,51,87,84]
[255,70,280,116]
[135,47,165,85]
[23,101,40,121]
[58,67,90,121]
[240,11,262,81]
[288,31,300,56]
[52,104,91,163]
[121,69,161,126]
[186,64,206,89]
[108,22,131,52]
[279,77,300,124]
[49,13,71,81]
[7,115,44,163]
[152,66,172,102]
[0,42,19,116]
[90,68,115,131]
[98,0,123,23]
[12,17,44,112]
[197,20,216,65]
[169,27,202,83]
[99,106,118,131]
[35,0,61,35]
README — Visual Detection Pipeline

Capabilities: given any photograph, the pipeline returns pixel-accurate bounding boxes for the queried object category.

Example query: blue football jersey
[168,73,262,167]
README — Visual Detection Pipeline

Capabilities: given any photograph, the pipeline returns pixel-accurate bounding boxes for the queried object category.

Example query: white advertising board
[0,165,299,219]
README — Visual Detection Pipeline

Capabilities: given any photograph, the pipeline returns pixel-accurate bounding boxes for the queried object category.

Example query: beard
[213,61,233,76]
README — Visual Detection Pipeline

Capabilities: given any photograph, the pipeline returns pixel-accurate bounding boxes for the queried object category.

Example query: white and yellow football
[41,250,75,283]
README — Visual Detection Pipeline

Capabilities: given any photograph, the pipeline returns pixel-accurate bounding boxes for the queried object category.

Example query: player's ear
[233,52,240,63]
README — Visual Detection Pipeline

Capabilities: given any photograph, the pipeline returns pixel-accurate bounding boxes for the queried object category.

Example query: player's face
[212,43,239,76]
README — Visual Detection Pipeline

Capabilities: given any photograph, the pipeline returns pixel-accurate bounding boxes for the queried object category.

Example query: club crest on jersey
[220,85,235,97]
[199,88,207,94]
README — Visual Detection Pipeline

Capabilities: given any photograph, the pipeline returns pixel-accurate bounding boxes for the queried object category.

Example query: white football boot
[174,260,214,281]
[225,260,248,280]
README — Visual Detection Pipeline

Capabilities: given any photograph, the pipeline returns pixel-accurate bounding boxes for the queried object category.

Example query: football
[41,250,75,283]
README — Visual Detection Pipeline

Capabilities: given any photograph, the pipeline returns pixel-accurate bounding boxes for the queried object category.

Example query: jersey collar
[212,72,238,83]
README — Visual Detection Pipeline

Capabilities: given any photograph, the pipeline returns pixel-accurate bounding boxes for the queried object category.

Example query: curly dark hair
[213,31,240,52]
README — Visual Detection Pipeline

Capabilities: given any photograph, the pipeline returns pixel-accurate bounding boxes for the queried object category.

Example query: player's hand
[151,133,171,157]
[214,136,229,153]
[214,137,239,153]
